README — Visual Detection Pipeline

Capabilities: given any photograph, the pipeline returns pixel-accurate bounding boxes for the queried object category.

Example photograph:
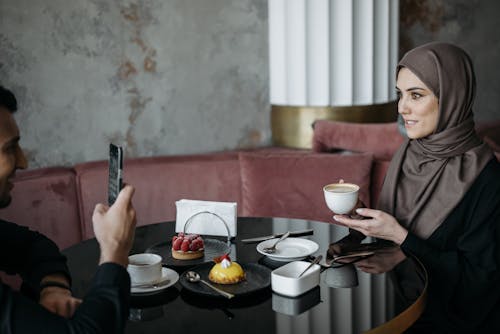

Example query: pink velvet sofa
[0,147,376,251]
[2,120,498,289]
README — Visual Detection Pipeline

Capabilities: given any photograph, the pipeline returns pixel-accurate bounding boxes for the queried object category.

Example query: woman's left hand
[332,208,408,245]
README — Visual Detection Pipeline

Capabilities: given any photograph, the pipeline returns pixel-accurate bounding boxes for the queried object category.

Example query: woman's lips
[404,120,418,128]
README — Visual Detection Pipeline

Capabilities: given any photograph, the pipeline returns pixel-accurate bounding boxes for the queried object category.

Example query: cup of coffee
[127,253,162,285]
[323,183,360,214]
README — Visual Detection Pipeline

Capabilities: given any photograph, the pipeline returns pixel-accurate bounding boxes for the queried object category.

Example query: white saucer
[256,238,319,262]
[131,267,179,295]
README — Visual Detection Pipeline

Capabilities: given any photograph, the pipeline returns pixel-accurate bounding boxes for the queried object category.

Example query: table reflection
[63,217,426,334]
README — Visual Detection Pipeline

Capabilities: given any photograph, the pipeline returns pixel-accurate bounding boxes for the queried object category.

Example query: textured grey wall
[400,0,500,123]
[0,0,269,167]
[2,0,499,168]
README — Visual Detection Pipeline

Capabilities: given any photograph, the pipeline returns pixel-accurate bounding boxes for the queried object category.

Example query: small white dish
[271,261,321,297]
[131,267,179,295]
[257,238,319,262]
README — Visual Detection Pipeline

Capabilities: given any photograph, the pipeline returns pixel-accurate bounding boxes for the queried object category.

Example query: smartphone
[108,143,123,206]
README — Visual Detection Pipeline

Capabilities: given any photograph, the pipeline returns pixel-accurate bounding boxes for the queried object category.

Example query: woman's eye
[411,92,422,99]
[396,91,401,99]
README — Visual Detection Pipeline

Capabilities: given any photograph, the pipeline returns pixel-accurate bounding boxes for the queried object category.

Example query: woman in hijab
[332,42,500,332]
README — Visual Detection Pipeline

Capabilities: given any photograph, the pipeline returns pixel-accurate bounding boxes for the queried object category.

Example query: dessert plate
[256,238,319,262]
[146,239,231,268]
[131,267,179,295]
[179,262,271,298]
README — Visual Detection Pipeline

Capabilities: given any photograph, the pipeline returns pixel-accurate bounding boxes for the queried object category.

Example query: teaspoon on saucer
[132,279,170,289]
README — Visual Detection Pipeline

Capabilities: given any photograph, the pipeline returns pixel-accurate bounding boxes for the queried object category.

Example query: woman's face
[396,67,439,139]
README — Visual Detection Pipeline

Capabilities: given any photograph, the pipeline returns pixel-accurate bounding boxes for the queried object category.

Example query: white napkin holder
[175,199,237,240]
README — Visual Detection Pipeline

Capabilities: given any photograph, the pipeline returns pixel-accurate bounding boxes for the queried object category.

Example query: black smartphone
[108,143,123,206]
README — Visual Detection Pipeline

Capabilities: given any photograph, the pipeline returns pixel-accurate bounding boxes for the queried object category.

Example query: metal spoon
[132,279,170,289]
[262,231,291,254]
[185,271,234,299]
[298,255,323,277]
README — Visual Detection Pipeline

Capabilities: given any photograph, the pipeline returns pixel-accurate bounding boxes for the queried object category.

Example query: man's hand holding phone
[92,143,136,268]
[93,185,136,267]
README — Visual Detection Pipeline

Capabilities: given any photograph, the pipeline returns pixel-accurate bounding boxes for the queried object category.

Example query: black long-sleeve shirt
[0,219,130,334]
[401,158,500,333]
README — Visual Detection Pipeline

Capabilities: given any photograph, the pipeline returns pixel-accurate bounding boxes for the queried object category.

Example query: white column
[269,0,399,107]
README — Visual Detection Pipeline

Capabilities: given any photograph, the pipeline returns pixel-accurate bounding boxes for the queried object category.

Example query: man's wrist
[39,280,72,293]
[40,273,71,290]
[99,250,129,267]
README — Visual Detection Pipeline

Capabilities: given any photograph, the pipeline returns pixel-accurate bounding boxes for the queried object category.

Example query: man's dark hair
[0,86,18,112]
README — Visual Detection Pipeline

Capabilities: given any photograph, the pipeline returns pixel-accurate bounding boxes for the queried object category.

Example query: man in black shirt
[0,85,137,333]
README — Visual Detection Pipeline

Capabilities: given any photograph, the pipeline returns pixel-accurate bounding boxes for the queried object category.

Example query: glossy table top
[63,217,427,334]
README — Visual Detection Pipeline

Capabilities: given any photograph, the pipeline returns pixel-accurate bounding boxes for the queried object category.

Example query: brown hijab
[378,42,493,239]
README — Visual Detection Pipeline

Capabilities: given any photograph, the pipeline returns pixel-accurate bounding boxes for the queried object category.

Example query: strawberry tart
[171,233,205,260]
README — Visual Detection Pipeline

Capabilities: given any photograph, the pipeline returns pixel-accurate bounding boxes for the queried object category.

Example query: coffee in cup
[127,253,162,284]
[323,183,359,214]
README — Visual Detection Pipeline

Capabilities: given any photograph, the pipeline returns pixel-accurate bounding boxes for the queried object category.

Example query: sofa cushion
[0,167,82,250]
[239,152,372,223]
[312,120,404,160]
[75,152,242,240]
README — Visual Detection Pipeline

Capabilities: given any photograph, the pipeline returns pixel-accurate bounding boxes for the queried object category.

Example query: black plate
[179,262,271,298]
[146,239,231,268]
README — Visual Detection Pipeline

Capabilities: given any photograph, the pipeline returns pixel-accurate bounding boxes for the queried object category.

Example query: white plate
[256,238,319,262]
[131,267,179,295]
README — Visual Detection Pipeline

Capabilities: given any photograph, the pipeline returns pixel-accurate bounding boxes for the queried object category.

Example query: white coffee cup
[127,253,162,284]
[323,183,360,214]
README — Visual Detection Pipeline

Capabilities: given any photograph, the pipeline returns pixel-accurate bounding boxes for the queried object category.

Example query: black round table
[63,217,427,334]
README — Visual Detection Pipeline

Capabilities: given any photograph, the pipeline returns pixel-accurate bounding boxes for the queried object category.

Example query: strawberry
[181,239,190,252]
[213,254,231,263]
[172,235,178,244]
[172,237,183,251]
[190,240,200,251]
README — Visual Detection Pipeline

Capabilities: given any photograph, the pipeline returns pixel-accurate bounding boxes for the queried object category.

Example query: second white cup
[127,253,162,284]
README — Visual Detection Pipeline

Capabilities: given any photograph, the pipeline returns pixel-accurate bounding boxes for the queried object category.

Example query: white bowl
[271,261,321,297]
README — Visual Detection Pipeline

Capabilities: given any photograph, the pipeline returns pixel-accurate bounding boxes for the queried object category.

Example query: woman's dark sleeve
[400,169,500,332]
[2,263,130,334]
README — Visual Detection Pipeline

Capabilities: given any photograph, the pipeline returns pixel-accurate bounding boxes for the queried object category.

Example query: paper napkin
[175,199,237,238]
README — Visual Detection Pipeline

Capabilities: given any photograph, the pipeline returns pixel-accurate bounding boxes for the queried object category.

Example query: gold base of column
[271,101,397,149]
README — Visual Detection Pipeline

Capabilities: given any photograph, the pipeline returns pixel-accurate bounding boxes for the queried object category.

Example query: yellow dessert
[209,255,246,285]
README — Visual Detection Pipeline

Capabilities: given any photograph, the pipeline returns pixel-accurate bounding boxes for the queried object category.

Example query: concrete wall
[1,0,499,167]
[400,0,500,123]
[0,0,269,167]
